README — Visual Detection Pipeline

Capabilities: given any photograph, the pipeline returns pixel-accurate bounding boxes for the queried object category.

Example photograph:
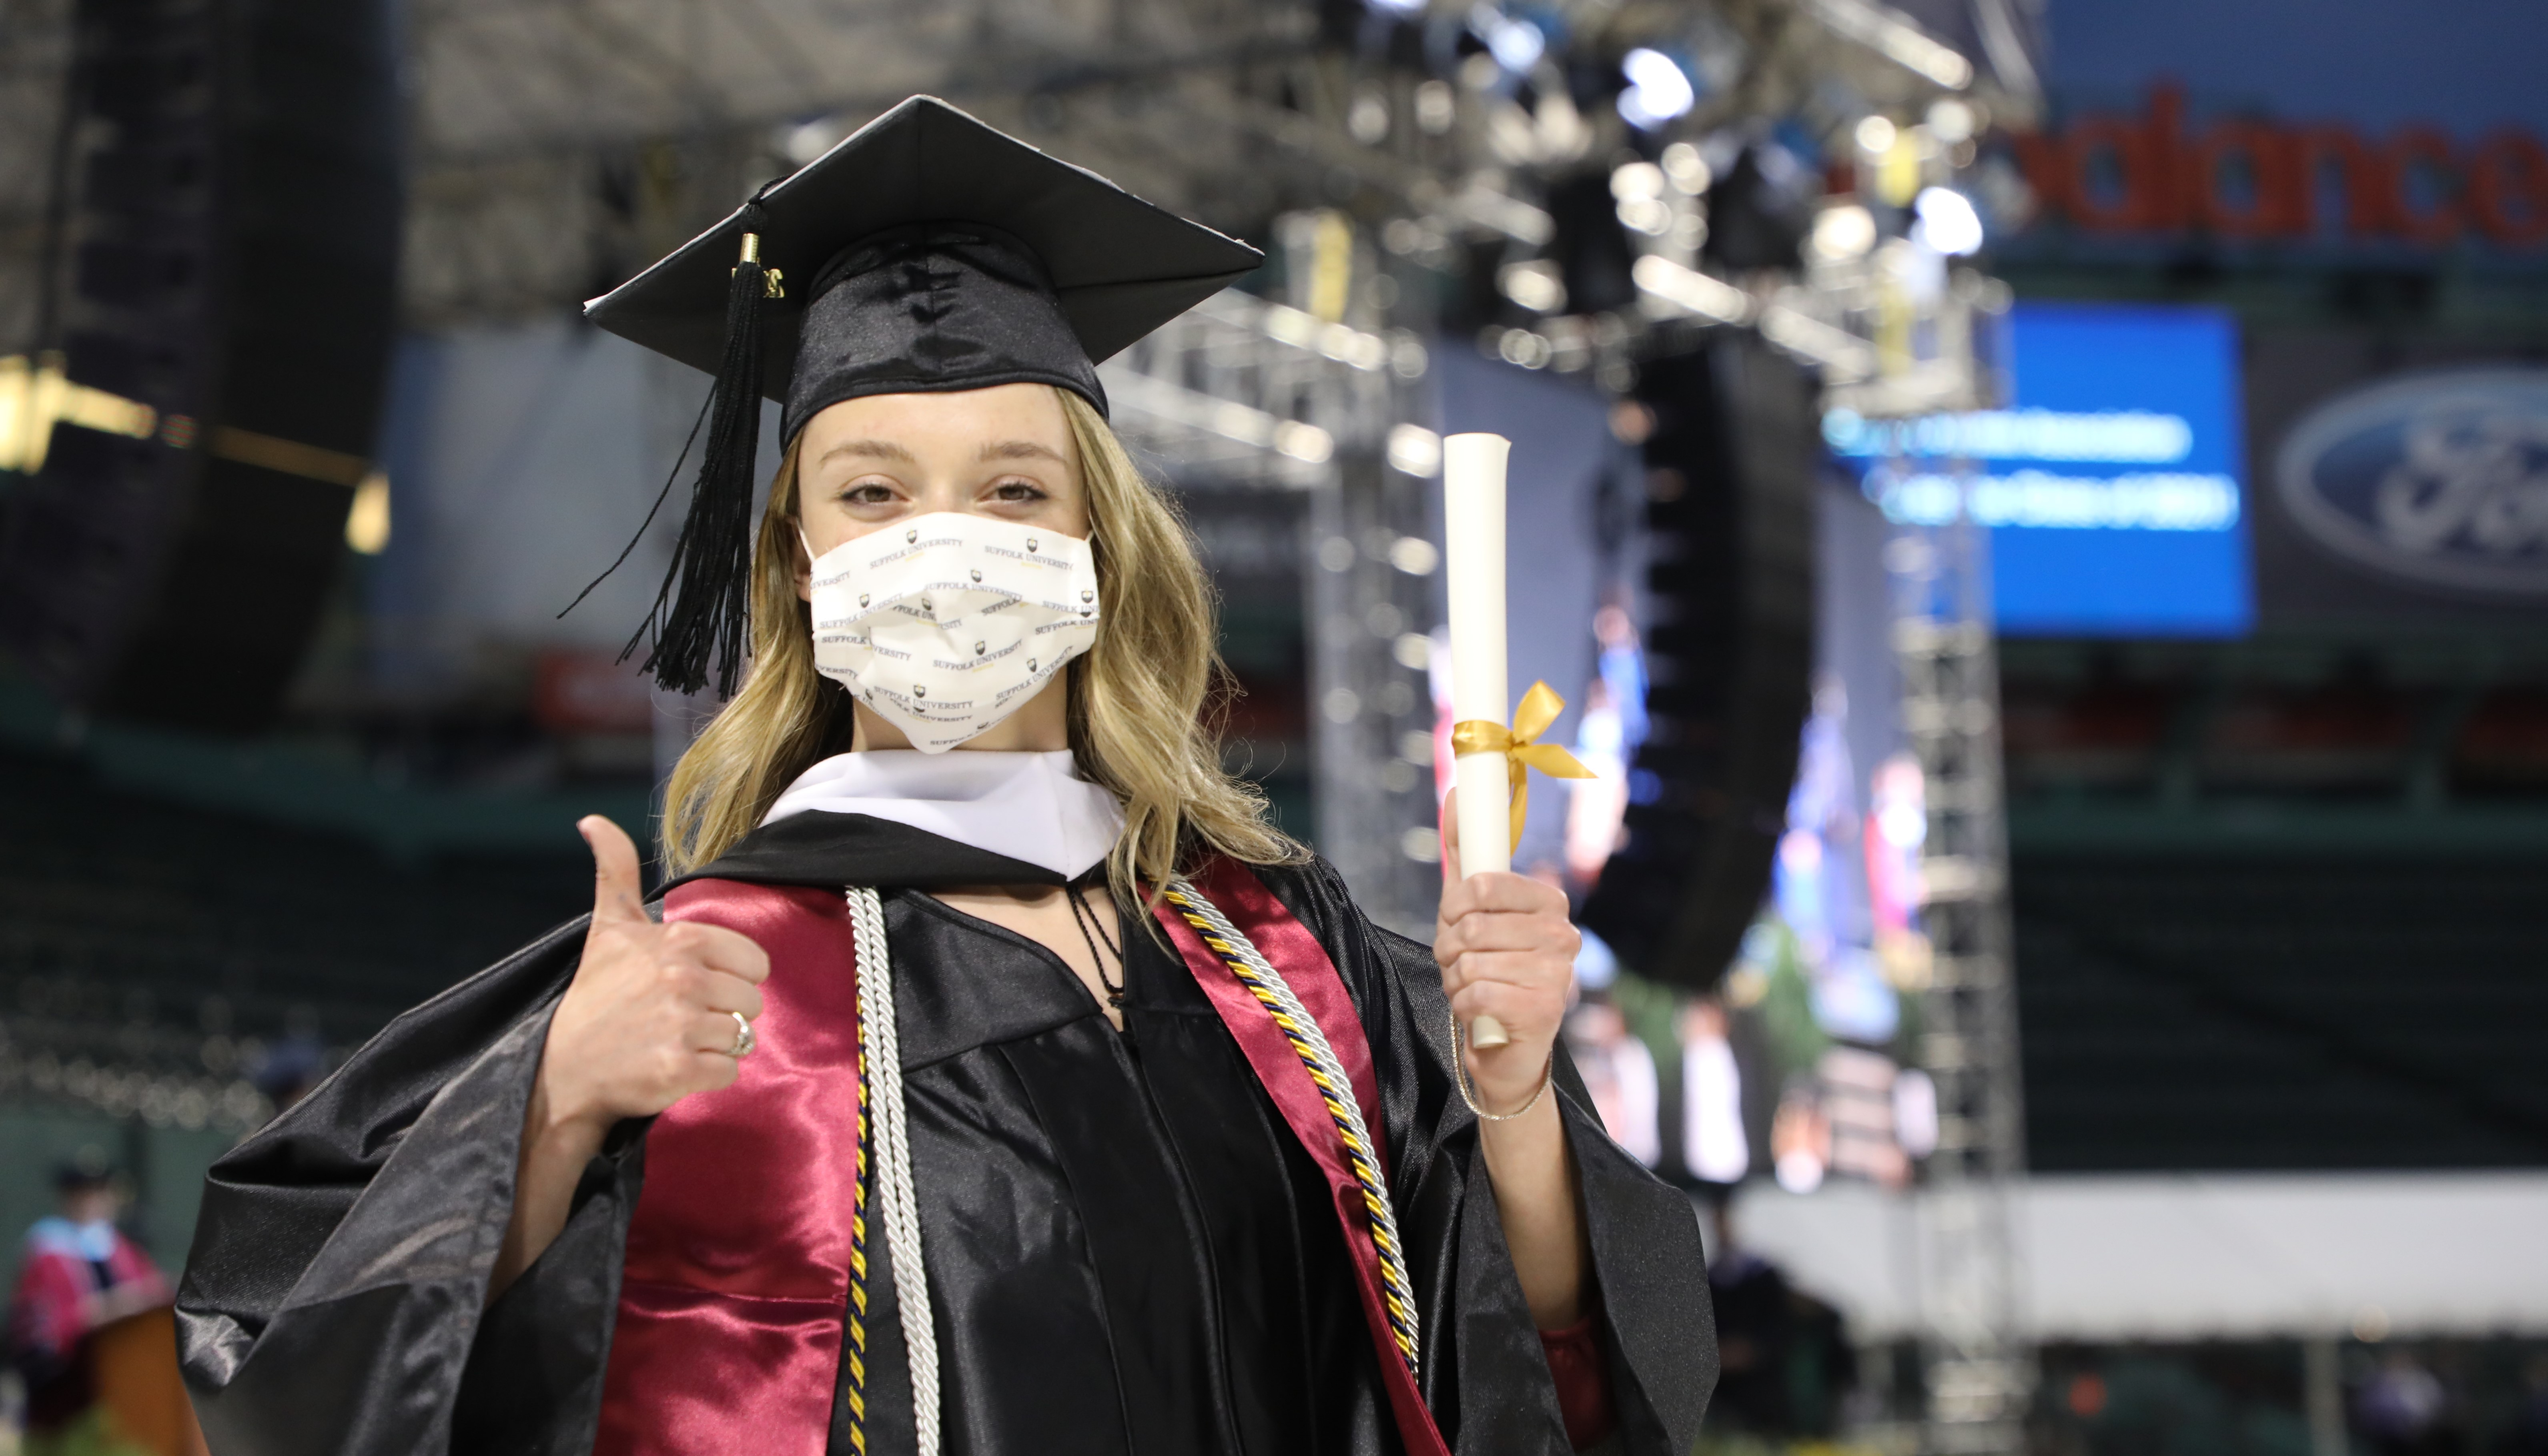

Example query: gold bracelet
[1452,1013,1554,1121]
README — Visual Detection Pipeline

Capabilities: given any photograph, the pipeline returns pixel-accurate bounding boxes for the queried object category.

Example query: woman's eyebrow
[818,439,917,465]
[978,440,1068,465]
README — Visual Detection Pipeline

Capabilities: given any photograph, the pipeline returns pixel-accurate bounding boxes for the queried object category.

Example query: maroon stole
[593,861,1450,1456]
[595,880,862,1456]
[1151,858,1457,1456]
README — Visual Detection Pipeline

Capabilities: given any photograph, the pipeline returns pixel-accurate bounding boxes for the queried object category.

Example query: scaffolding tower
[1097,217,1443,935]
[1889,505,2032,1456]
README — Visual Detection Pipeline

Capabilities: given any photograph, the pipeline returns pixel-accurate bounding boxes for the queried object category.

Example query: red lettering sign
[2004,83,2548,249]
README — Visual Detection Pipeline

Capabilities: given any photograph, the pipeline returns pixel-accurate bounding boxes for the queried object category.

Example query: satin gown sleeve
[172,913,644,1456]
[1259,859,1720,1456]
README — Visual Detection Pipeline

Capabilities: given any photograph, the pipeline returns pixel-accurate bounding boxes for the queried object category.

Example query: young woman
[175,98,1713,1456]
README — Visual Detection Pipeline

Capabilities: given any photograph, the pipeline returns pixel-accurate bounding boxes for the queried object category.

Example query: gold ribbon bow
[1450,680,1597,851]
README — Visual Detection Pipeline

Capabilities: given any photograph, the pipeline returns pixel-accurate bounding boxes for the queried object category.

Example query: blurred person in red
[5,1149,174,1451]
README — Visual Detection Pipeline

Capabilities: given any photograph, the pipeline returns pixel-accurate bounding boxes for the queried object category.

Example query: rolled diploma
[1441,432,1512,1049]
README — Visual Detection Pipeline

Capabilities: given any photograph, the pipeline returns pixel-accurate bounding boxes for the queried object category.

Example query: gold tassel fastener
[736,231,786,298]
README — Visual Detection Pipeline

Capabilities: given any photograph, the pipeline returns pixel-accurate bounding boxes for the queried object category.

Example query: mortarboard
[581,95,1264,697]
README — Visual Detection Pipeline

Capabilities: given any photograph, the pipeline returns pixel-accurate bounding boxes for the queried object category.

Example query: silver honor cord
[849,885,941,1456]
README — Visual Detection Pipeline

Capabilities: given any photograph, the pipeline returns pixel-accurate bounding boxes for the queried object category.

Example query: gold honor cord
[1448,680,1597,851]
[1159,883,1423,1376]
[847,1032,871,1455]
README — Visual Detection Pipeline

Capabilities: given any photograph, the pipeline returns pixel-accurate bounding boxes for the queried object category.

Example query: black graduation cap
[580,96,1264,697]
[55,1145,116,1192]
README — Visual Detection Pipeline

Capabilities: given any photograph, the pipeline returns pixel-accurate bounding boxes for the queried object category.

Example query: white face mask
[803,511,1101,753]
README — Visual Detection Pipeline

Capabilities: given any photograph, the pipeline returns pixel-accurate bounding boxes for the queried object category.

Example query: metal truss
[1097,229,1442,933]
[1889,507,2032,1456]
[2,0,2038,337]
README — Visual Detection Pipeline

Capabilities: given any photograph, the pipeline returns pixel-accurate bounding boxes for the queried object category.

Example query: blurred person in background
[2501,1354,2548,1456]
[244,1034,325,1120]
[174,99,1714,1456]
[1566,994,1661,1166]
[1565,926,1663,1166]
[2358,1348,2458,1456]
[1696,1199,1855,1448]
[1681,997,1752,1186]
[5,1151,172,1455]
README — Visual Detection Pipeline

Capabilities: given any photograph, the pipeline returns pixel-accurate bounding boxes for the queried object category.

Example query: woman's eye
[839,482,896,505]
[991,479,1048,502]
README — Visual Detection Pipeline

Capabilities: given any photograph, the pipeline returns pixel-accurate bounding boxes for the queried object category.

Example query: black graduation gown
[174,814,1715,1455]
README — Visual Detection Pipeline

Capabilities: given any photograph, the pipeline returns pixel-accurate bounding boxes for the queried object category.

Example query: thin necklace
[1066,880,1125,1008]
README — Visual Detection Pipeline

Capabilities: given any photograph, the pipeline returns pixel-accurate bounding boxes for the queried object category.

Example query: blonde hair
[658,386,1303,891]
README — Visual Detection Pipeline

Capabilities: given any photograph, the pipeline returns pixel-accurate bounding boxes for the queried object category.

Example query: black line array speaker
[0,0,401,732]
[1581,333,1817,991]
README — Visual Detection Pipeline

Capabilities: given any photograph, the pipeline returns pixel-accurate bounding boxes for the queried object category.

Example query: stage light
[1414,79,1456,135]
[1534,90,1593,162]
[1498,259,1568,313]
[0,353,158,474]
[1613,161,1673,235]
[1633,254,1752,324]
[345,470,391,554]
[1811,202,1878,261]
[1348,88,1390,144]
[783,118,846,165]
[1483,15,1544,71]
[1660,141,1713,195]
[1618,48,1695,130]
[1914,186,1985,255]
[1273,420,1335,463]
[1497,328,1555,369]
[1854,115,1898,154]
[1387,423,1444,478]
[1622,202,1674,237]
[1611,161,1667,203]
[1926,98,1976,145]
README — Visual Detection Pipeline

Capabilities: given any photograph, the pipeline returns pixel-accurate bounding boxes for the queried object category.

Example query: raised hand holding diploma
[1437,433,1595,1118]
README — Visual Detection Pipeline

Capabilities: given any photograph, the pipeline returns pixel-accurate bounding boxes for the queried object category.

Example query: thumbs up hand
[535,816,773,1135]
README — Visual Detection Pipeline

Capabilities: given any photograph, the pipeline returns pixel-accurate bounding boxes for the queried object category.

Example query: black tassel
[628,195,782,698]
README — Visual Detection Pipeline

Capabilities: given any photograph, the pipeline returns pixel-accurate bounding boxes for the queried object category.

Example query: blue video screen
[1824,302,2254,637]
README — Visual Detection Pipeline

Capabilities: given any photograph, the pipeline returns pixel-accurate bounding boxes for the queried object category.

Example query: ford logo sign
[2274,369,2548,597]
